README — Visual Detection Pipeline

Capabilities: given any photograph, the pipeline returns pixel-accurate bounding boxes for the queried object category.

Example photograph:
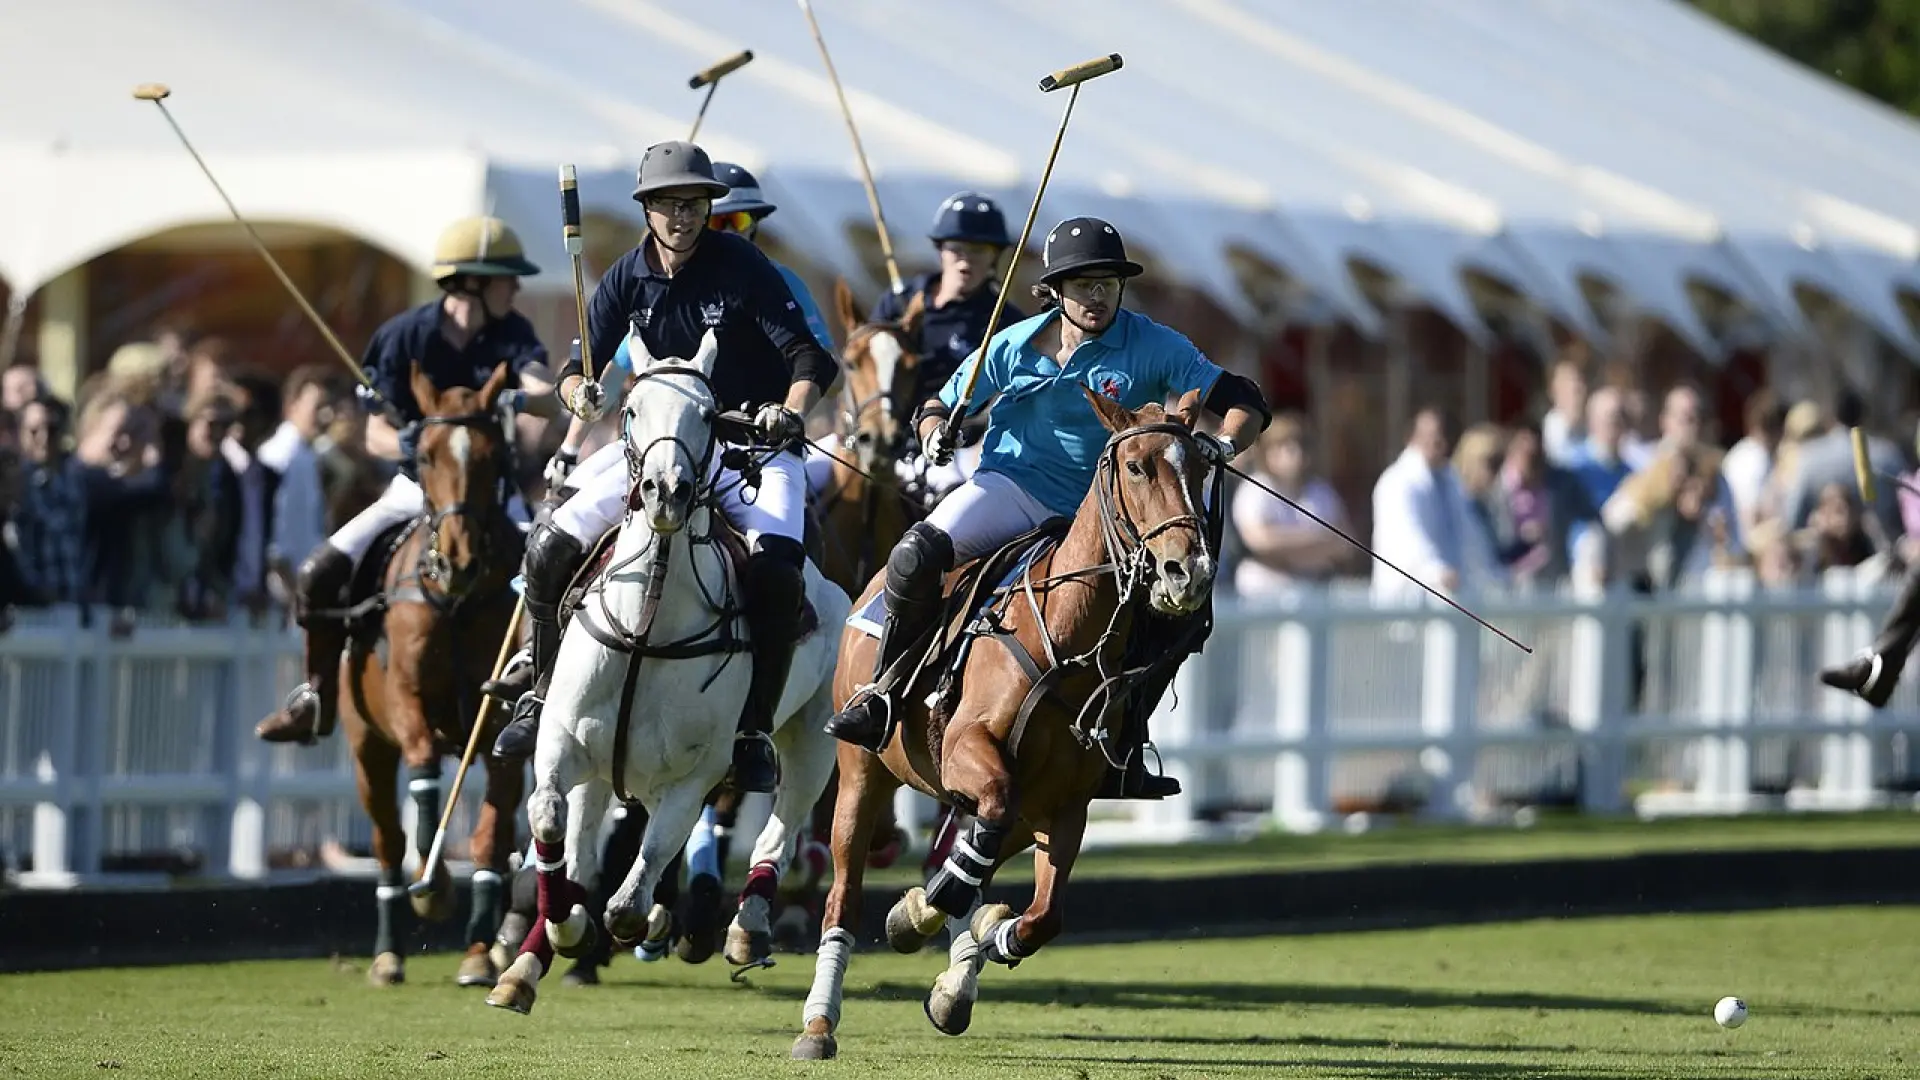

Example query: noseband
[837,323,918,456]
[619,364,728,514]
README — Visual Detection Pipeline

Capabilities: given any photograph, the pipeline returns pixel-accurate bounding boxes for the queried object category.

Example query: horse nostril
[641,478,658,496]
[672,480,693,504]
[1162,559,1190,584]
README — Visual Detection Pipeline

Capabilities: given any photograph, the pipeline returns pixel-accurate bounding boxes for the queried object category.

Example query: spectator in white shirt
[1540,353,1588,468]
[252,366,333,610]
[1720,388,1784,542]
[1230,413,1350,598]
[1371,407,1497,605]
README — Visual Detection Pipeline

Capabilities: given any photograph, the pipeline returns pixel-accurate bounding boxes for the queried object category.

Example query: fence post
[1271,596,1327,832]
[228,618,267,879]
[1418,602,1467,821]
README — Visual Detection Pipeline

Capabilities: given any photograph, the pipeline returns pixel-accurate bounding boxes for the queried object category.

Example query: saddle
[342,519,423,640]
[559,516,821,641]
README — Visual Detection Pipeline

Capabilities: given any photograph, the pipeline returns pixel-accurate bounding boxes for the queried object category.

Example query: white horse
[487,328,850,1015]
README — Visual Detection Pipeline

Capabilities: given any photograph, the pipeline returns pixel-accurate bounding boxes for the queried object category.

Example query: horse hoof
[455,945,497,988]
[633,903,673,961]
[925,962,979,1036]
[886,888,945,954]
[969,902,1018,944]
[560,963,600,988]
[790,1033,838,1061]
[675,873,722,965]
[723,927,772,967]
[484,956,540,1015]
[549,904,598,960]
[367,951,405,987]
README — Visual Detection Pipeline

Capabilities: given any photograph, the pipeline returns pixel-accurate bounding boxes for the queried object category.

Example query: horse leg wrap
[374,871,406,956]
[407,765,441,861]
[742,859,779,903]
[803,926,856,1030]
[925,817,1007,917]
[532,839,583,920]
[687,805,722,881]
[467,868,505,946]
[980,914,1032,969]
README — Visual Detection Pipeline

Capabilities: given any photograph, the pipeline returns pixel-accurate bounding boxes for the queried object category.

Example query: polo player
[824,217,1271,800]
[255,216,558,746]
[485,140,840,795]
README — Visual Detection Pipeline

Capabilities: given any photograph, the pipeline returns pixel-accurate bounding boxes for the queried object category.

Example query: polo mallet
[132,83,381,398]
[688,50,754,142]
[1853,427,1879,505]
[410,599,525,897]
[938,54,1123,449]
[795,0,904,295]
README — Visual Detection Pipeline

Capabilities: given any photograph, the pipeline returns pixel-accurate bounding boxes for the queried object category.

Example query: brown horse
[342,361,525,988]
[792,389,1215,1059]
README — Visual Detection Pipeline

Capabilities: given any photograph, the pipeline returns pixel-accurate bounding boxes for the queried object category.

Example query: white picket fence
[2,563,1918,888]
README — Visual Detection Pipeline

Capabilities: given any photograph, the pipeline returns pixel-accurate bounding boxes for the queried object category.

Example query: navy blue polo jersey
[579,231,838,410]
[871,272,1025,401]
[362,300,548,479]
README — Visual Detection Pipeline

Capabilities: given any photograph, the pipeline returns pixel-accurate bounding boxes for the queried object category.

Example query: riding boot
[255,546,355,744]
[825,523,954,751]
[492,524,588,763]
[1095,608,1196,801]
[1822,559,1920,708]
[733,538,807,794]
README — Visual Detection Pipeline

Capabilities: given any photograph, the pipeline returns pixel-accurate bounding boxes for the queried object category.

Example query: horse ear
[1081,384,1135,434]
[902,289,927,339]
[627,324,657,369]
[833,277,861,339]
[409,360,438,415]
[1172,388,1204,429]
[692,328,720,376]
[479,361,512,410]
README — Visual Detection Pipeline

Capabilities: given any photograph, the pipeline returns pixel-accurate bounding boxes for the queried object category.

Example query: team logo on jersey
[700,301,726,327]
[632,308,652,330]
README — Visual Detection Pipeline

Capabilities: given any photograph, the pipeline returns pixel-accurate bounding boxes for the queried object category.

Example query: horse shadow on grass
[977,1055,1791,1079]
[860,978,1680,1015]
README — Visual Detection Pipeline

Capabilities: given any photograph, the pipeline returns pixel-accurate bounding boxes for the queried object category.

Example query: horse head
[1082,386,1216,617]
[408,360,513,597]
[832,278,922,475]
[620,325,721,537]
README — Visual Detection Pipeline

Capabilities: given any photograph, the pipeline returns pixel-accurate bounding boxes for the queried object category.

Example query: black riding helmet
[632,140,731,254]
[1036,217,1143,285]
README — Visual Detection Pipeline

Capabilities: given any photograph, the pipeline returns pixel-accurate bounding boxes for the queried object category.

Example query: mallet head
[690,50,754,90]
[132,83,172,101]
[1039,54,1122,92]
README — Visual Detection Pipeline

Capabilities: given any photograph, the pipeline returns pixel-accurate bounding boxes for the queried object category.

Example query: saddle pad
[846,539,1049,641]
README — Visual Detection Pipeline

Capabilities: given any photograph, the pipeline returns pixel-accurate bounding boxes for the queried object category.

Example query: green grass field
[6,906,1917,1079]
[865,810,1920,888]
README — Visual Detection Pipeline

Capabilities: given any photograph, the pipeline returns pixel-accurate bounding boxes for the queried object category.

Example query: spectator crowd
[1230,348,1916,605]
[0,329,392,632]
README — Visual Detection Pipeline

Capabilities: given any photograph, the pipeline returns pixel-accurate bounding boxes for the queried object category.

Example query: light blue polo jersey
[938,307,1224,518]
[610,262,833,371]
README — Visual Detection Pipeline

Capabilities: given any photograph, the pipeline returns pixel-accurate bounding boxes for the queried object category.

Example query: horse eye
[1125,459,1146,478]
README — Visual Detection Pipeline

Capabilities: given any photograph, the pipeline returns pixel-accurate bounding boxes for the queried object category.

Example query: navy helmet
[929,191,1012,248]
[1037,216,1144,286]
[710,162,777,220]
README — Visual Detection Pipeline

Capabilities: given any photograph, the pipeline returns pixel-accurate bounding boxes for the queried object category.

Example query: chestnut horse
[792,390,1216,1059]
[343,361,525,988]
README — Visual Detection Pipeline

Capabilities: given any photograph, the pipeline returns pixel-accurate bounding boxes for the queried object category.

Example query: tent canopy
[7,0,1920,358]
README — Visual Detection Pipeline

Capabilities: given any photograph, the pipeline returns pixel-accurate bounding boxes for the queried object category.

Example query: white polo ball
[1713,996,1747,1028]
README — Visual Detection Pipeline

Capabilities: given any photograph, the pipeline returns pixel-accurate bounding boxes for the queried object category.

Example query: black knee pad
[523,523,587,617]
[746,538,807,639]
[886,523,954,602]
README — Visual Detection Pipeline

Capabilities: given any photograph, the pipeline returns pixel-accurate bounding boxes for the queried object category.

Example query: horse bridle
[619,364,731,513]
[1093,420,1212,600]
[835,322,919,462]
[415,408,514,596]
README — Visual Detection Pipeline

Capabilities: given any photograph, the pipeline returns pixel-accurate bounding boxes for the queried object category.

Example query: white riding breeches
[330,474,425,564]
[551,441,808,551]
[923,470,1059,565]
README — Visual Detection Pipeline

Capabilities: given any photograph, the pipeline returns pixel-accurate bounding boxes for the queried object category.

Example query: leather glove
[1195,431,1239,466]
[566,378,607,422]
[544,447,579,491]
[921,419,956,467]
[754,403,806,446]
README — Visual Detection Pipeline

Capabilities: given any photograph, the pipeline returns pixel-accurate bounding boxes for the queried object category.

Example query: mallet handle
[690,50,754,89]
[559,166,597,380]
[411,597,525,895]
[1040,54,1123,92]
[797,0,904,294]
[1853,426,1878,505]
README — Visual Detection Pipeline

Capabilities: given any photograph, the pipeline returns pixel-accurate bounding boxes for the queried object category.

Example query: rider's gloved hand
[566,378,607,422]
[544,447,580,491]
[920,418,956,467]
[754,403,806,446]
[1195,431,1240,466]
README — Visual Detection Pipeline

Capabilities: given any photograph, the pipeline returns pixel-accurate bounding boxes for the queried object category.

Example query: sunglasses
[708,210,757,234]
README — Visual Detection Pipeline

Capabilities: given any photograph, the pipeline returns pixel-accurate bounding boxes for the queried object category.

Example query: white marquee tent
[6,0,1920,361]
